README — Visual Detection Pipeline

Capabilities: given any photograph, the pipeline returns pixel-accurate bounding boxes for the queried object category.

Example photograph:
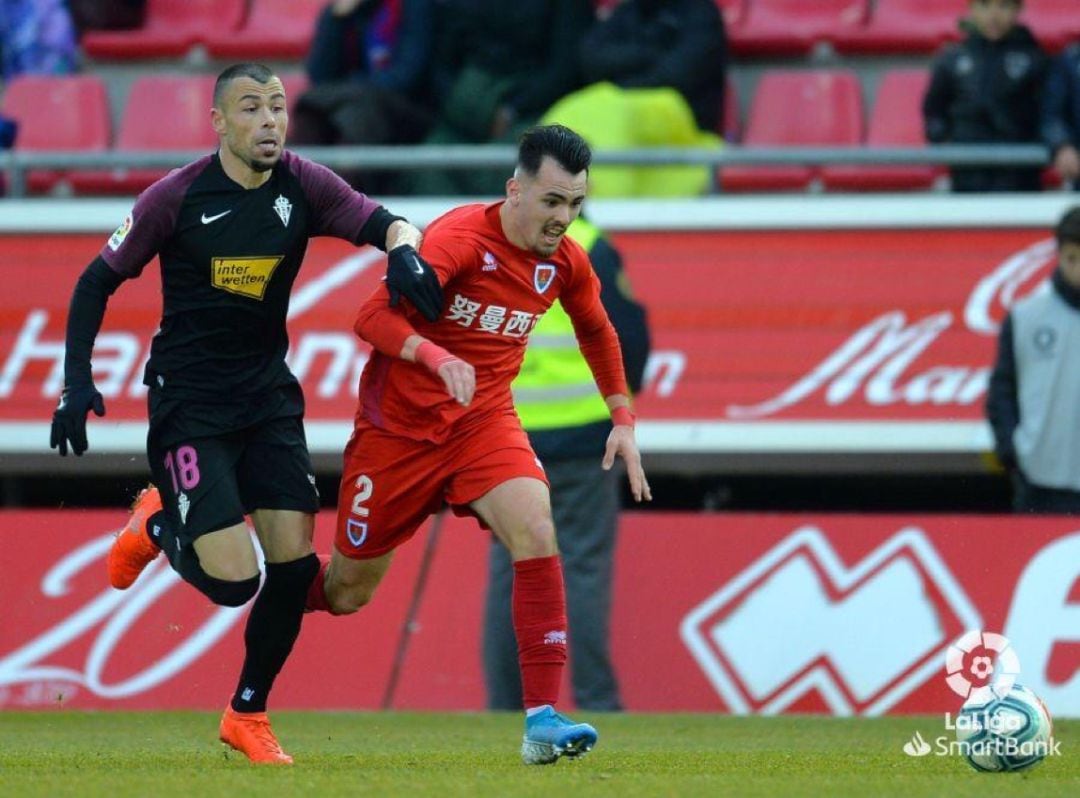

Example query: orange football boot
[106,485,163,589]
[219,706,294,764]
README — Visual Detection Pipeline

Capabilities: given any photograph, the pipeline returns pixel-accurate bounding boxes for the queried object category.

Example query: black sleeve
[359,207,406,251]
[64,256,126,387]
[923,49,954,143]
[986,313,1019,467]
[593,237,651,393]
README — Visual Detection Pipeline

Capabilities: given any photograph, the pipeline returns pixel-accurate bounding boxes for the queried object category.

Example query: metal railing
[0,143,1051,198]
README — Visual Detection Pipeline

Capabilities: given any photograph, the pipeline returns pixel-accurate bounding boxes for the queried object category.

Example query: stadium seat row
[721,68,938,192]
[719,0,1079,55]
[79,0,1080,62]
[82,0,323,60]
[2,69,948,195]
[0,73,307,194]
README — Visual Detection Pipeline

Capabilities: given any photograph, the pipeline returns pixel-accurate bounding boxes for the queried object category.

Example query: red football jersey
[355,202,624,443]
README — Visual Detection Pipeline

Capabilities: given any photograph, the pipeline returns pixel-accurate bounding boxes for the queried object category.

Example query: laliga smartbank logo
[901,631,1062,766]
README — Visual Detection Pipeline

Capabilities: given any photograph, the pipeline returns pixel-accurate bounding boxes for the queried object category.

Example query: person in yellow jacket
[482,215,650,710]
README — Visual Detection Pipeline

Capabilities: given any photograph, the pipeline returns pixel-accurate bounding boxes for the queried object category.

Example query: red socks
[304,553,331,613]
[513,555,568,709]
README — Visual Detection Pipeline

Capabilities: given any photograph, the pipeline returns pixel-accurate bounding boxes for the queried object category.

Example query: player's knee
[509,515,558,560]
[202,573,261,607]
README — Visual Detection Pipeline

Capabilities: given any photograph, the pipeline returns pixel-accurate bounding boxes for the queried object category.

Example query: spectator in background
[987,206,1080,513]
[291,0,434,193]
[923,0,1047,193]
[409,0,592,196]
[543,0,726,197]
[0,0,78,81]
[483,215,650,712]
[1041,43,1080,189]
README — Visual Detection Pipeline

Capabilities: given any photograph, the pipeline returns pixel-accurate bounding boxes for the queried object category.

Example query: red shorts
[334,410,548,560]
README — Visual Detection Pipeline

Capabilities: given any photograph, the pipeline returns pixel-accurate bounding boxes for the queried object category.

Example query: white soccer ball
[955,683,1054,772]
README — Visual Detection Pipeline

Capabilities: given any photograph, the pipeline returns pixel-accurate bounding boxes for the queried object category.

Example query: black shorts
[146,389,319,545]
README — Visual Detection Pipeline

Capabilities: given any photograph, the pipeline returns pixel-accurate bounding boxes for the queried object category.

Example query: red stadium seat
[81,0,245,59]
[732,0,869,56]
[720,69,863,192]
[1022,0,1080,53]
[206,0,325,60]
[70,76,217,195]
[821,69,941,191]
[838,0,965,54]
[0,75,111,194]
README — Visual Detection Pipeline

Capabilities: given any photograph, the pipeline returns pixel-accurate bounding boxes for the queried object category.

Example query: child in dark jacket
[923,0,1048,192]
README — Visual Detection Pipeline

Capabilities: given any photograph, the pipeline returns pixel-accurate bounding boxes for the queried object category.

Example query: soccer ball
[955,683,1053,772]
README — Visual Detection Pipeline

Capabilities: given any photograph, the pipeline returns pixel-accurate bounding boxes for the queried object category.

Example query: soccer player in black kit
[49,63,443,764]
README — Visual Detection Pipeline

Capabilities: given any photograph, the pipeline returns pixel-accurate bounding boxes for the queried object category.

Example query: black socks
[230,553,320,714]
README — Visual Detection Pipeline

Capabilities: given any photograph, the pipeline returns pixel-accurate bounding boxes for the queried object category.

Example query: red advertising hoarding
[0,227,1055,438]
[3,511,1078,718]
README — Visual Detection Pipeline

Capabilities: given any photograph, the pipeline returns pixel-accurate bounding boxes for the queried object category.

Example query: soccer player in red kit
[306,125,651,764]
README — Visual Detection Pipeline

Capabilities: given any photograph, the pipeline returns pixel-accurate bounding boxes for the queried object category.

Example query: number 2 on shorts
[164,445,200,494]
[351,475,373,517]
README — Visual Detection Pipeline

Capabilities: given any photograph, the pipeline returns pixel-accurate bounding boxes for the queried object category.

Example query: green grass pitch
[0,712,1076,797]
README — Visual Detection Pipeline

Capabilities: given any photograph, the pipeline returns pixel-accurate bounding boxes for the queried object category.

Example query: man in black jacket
[291,0,436,192]
[410,0,593,196]
[578,0,726,134]
[923,0,1048,192]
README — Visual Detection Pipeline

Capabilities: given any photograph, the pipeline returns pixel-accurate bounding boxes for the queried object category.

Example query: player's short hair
[1056,206,1080,247]
[214,63,277,108]
[517,125,591,178]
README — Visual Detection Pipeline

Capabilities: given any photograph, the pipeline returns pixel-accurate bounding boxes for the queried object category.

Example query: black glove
[50,384,106,456]
[386,244,443,323]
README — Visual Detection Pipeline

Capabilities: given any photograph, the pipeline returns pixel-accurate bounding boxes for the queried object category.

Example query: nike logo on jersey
[201,210,232,224]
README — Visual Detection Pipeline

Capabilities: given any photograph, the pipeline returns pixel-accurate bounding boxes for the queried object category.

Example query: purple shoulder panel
[282,150,380,244]
[99,156,212,277]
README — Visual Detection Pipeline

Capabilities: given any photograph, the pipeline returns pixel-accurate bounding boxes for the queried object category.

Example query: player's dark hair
[517,125,591,177]
[1055,206,1080,247]
[214,63,277,108]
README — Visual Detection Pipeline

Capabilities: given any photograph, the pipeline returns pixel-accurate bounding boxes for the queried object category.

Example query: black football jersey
[101,151,382,402]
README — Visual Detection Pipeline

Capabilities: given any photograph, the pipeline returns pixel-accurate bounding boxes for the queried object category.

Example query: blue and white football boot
[521,706,598,765]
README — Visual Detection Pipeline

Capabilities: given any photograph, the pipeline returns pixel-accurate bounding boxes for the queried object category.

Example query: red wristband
[611,406,636,428]
[415,341,457,373]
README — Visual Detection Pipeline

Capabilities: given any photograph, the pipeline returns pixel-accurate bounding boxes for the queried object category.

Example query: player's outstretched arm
[384,220,443,323]
[602,403,652,502]
[50,257,125,456]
